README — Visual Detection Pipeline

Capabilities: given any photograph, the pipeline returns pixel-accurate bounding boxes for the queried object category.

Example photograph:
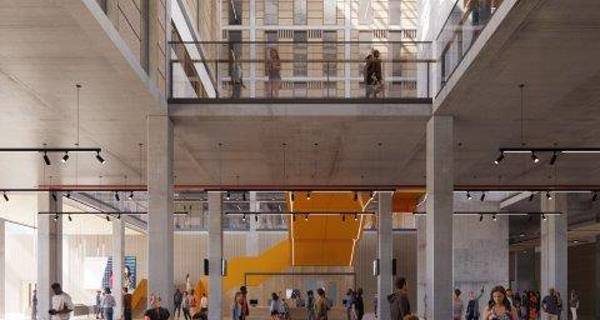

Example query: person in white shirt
[101,287,117,320]
[49,283,74,320]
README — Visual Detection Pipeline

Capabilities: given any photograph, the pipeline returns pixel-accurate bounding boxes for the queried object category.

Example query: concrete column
[425,115,453,320]
[37,192,63,320]
[112,220,125,319]
[377,191,393,320]
[416,215,427,319]
[540,193,568,317]
[515,248,536,293]
[0,219,5,320]
[208,191,223,320]
[246,192,259,256]
[147,115,174,309]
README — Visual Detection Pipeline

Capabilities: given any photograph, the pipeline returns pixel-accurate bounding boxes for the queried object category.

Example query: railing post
[215,60,219,98]
[326,62,330,98]
[169,60,174,99]
[427,62,430,98]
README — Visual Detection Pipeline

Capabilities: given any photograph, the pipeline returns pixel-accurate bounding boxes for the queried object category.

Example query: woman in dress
[265,48,281,98]
[482,286,518,320]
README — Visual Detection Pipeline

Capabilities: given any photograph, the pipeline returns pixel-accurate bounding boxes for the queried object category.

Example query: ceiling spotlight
[549,151,558,165]
[528,193,535,202]
[546,191,552,200]
[95,151,105,164]
[304,213,309,221]
[43,152,51,166]
[68,215,73,222]
[242,192,247,201]
[573,239,579,244]
[531,152,540,164]
[466,191,472,200]
[306,191,311,200]
[115,192,120,202]
[492,214,497,222]
[480,192,486,202]
[291,192,295,202]
[254,214,258,222]
[242,214,247,222]
[54,214,59,222]
[66,192,71,199]
[342,214,346,222]
[61,152,69,163]
[354,213,359,221]
[117,214,121,220]
[369,191,375,199]
[226,191,231,200]
[479,214,484,222]
[106,215,111,222]
[493,152,505,165]
[128,191,134,200]
[292,215,297,222]
[542,214,547,221]
[51,193,57,202]
[519,232,525,237]
[2,192,8,202]
[592,191,598,202]
[354,192,358,201]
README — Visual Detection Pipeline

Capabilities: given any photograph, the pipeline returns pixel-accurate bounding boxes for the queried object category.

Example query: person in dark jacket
[465,287,485,320]
[354,288,365,320]
[388,277,411,320]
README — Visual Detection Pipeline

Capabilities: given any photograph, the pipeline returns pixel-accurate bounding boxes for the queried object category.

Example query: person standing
[265,48,282,98]
[230,50,246,98]
[101,288,116,320]
[144,296,170,320]
[95,290,103,319]
[182,291,191,320]
[31,289,38,320]
[528,291,539,320]
[353,288,365,320]
[506,289,514,307]
[187,289,198,318]
[200,293,208,314]
[48,283,74,320]
[306,290,315,320]
[452,289,464,320]
[482,286,518,320]
[465,287,485,320]
[174,288,183,318]
[344,289,354,320]
[240,286,250,320]
[123,287,133,320]
[270,293,282,320]
[186,274,193,293]
[364,53,374,98]
[388,278,411,320]
[370,50,383,98]
[569,290,579,320]
[314,289,329,320]
[542,289,560,320]
[233,292,244,320]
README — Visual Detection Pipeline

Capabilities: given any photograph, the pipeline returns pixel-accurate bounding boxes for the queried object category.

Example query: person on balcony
[365,50,383,98]
[230,50,245,98]
[266,48,281,98]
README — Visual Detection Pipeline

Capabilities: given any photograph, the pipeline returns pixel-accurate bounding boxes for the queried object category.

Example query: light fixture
[254,214,258,222]
[62,152,69,163]
[68,214,73,222]
[226,191,231,200]
[592,192,598,202]
[354,213,358,221]
[531,152,540,164]
[242,192,247,201]
[291,192,295,202]
[2,192,8,202]
[370,191,375,199]
[493,152,505,165]
[54,214,59,222]
[66,192,71,198]
[292,215,297,222]
[479,214,484,222]
[492,214,497,222]
[549,151,558,165]
[342,214,346,222]
[114,192,120,202]
[528,193,535,202]
[242,214,247,222]
[519,232,525,237]
[353,192,358,201]
[95,151,105,164]
[306,191,311,200]
[304,213,309,221]
[117,213,121,220]
[542,214,547,221]
[106,215,111,222]
[43,152,51,166]
[466,191,472,200]
[546,191,552,200]
[128,191,134,200]
[480,192,485,202]
[573,239,579,244]
[51,193,57,202]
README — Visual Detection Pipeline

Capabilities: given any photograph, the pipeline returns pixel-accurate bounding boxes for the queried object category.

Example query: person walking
[465,287,485,320]
[354,288,365,320]
[270,293,282,320]
[364,53,374,98]
[174,288,183,318]
[344,289,354,320]
[187,289,198,318]
[482,286,517,320]
[48,283,74,320]
[144,296,170,320]
[542,289,560,320]
[233,292,244,320]
[265,48,281,98]
[569,290,579,320]
[315,289,329,320]
[388,277,411,320]
[528,291,539,320]
[370,50,383,98]
[123,287,133,320]
[182,291,191,320]
[95,290,103,319]
[306,290,316,320]
[31,289,38,320]
[240,286,250,319]
[186,274,193,293]
[101,287,116,320]
[230,50,245,98]
[453,289,464,320]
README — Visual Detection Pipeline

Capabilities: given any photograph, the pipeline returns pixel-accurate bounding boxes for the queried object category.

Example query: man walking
[542,288,559,320]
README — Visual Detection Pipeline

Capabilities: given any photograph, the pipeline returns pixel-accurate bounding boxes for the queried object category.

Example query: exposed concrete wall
[453,215,509,315]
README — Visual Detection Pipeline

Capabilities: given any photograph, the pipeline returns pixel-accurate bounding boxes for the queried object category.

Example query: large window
[293,31,307,77]
[294,0,307,25]
[228,0,242,25]
[324,0,337,25]
[389,0,402,25]
[265,0,278,25]
[323,31,337,77]
[358,0,373,25]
